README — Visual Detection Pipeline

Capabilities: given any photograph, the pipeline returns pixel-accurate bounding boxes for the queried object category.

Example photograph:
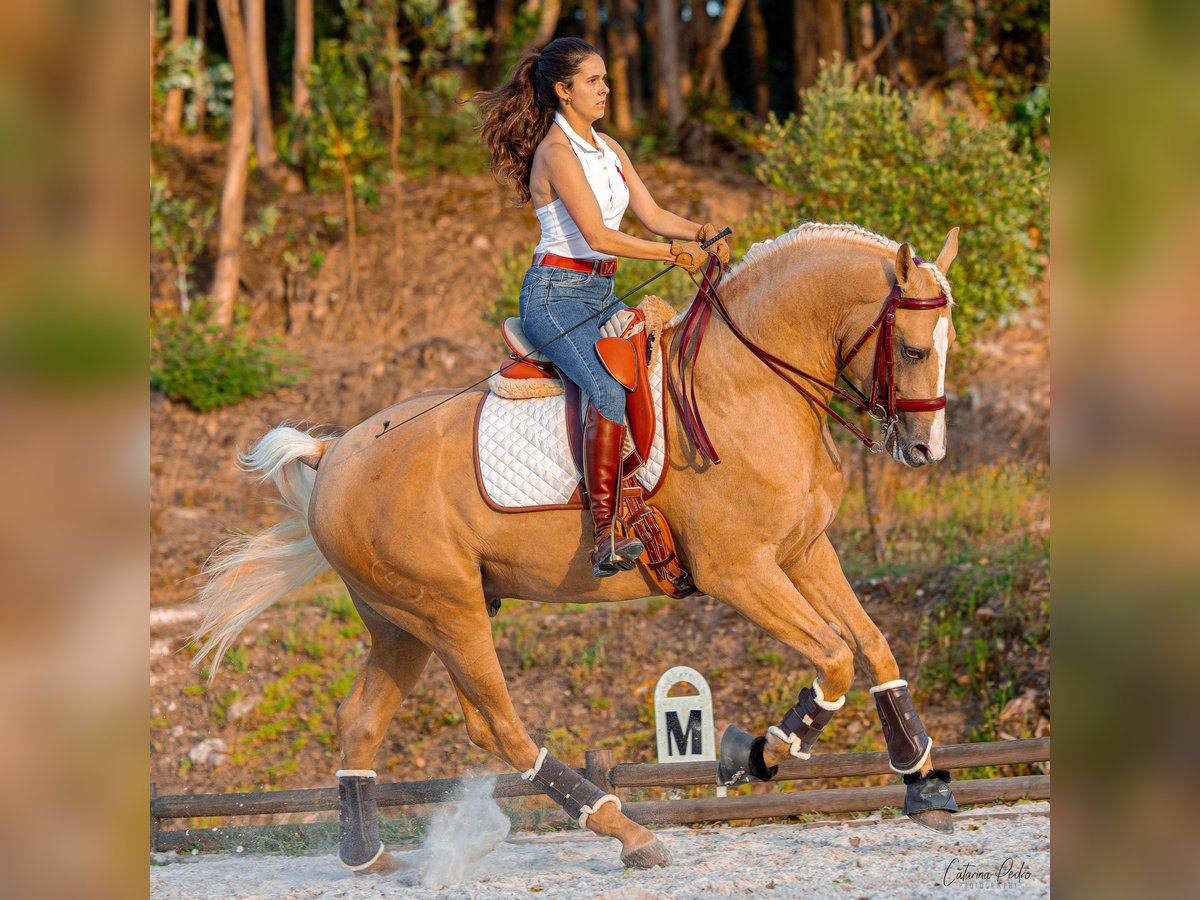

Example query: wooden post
[584,749,616,794]
[150,783,160,852]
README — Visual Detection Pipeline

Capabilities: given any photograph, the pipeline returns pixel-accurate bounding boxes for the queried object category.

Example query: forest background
[148,0,1050,846]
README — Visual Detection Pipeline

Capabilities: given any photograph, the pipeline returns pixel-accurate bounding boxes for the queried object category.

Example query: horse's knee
[817,642,854,697]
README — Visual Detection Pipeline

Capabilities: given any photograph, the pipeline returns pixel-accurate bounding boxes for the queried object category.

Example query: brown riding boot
[584,406,645,577]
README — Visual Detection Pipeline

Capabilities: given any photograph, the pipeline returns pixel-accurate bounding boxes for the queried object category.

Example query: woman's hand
[697,223,731,266]
[669,240,708,273]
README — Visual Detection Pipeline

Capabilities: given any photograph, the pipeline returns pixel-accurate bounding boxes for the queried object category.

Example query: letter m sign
[665,709,703,756]
[654,666,716,768]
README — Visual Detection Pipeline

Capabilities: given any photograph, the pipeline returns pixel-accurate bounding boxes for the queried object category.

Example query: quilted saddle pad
[474,353,668,511]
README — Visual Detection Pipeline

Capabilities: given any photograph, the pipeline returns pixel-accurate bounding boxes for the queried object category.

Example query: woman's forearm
[644,207,703,242]
[584,227,678,262]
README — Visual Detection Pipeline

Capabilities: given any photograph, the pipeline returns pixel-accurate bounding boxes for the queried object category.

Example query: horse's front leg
[702,549,857,785]
[777,535,958,833]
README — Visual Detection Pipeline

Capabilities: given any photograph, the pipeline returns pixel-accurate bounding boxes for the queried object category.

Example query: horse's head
[841,228,959,468]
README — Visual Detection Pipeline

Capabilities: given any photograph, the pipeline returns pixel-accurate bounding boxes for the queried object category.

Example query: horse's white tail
[191,426,339,680]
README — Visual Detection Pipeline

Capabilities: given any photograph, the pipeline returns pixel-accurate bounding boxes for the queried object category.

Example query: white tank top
[533,112,630,261]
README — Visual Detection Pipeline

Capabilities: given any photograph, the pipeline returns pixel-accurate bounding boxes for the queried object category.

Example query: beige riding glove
[669,240,708,274]
[697,223,731,266]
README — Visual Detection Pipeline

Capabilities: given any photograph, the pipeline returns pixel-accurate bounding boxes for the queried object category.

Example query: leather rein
[668,256,949,464]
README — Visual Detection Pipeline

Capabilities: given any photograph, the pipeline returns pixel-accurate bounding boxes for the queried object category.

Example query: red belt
[532,252,617,277]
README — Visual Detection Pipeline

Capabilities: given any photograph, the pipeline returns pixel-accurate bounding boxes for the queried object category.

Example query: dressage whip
[372,227,733,440]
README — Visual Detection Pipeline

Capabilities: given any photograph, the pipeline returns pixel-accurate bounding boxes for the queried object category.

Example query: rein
[668,256,949,464]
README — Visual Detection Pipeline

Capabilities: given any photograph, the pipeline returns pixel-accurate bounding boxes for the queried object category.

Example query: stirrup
[592,538,642,577]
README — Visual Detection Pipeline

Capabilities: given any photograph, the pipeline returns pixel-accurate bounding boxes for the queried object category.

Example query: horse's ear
[935,227,960,273]
[894,242,915,289]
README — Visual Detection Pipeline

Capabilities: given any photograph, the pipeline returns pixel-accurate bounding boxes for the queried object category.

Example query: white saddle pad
[476,354,667,510]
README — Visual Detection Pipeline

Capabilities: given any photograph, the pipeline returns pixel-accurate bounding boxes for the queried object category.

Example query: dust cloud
[418,774,512,888]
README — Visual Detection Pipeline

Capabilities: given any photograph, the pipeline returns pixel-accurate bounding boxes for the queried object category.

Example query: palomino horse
[194,223,960,872]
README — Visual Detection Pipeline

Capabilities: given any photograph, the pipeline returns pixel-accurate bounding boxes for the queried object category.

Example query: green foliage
[757,62,1048,337]
[832,461,1049,709]
[1012,83,1050,156]
[150,175,215,311]
[338,0,488,177]
[499,4,544,75]
[243,206,280,248]
[399,71,490,176]
[154,30,234,130]
[223,646,251,674]
[304,39,386,197]
[150,301,304,413]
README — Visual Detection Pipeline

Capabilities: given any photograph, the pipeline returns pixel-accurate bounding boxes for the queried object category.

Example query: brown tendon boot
[584,406,644,577]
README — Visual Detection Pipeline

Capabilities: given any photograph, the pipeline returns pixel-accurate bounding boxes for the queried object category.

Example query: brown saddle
[491,301,697,599]
[499,307,656,475]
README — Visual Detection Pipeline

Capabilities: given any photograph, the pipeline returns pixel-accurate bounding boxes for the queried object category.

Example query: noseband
[669,256,949,464]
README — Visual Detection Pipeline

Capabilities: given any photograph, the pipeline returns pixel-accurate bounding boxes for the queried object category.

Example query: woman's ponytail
[474,38,600,205]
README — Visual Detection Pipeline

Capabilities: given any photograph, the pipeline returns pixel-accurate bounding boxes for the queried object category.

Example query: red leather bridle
[669,256,949,464]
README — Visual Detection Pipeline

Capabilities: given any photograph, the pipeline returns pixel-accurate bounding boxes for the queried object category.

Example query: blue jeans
[518,265,626,423]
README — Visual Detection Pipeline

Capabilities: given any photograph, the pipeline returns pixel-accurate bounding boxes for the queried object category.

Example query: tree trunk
[688,0,711,94]
[943,3,968,73]
[211,0,254,330]
[386,17,404,306]
[490,0,515,81]
[149,0,158,138]
[849,1,868,61]
[337,153,360,304]
[532,0,562,50]
[699,0,745,95]
[875,0,901,84]
[656,0,686,131]
[794,0,819,95]
[859,442,890,567]
[746,0,769,120]
[817,0,846,62]
[622,0,643,117]
[293,0,313,120]
[607,0,635,136]
[246,0,304,192]
[584,0,603,54]
[195,0,209,135]
[291,0,313,162]
[162,0,189,136]
[854,3,900,81]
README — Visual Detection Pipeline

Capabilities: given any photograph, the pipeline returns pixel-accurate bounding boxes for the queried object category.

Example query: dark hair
[475,38,601,205]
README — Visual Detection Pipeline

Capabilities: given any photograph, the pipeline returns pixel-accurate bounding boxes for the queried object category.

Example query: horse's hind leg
[334,591,432,873]
[433,607,671,869]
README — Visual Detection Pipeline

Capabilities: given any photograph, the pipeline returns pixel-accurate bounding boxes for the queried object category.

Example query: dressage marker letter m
[654,666,724,794]
[665,709,703,756]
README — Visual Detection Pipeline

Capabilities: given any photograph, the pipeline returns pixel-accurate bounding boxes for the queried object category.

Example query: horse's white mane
[724,222,956,306]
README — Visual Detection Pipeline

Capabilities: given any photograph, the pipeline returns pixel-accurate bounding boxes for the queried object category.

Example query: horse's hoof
[901,767,958,833]
[621,836,672,869]
[348,849,408,876]
[717,725,778,787]
[908,808,955,835]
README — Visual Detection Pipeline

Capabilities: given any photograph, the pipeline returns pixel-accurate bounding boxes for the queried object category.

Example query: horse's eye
[903,346,927,361]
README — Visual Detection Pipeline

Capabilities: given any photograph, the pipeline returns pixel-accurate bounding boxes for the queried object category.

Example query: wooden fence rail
[151,737,1049,852]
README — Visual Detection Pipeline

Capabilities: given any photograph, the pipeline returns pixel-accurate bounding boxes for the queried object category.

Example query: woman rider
[476,37,731,579]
